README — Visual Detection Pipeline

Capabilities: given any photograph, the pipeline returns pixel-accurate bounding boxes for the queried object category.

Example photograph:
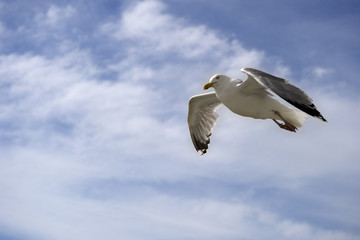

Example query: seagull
[187,68,327,155]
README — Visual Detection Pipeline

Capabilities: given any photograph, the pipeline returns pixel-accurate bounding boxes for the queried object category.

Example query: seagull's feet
[273,119,297,132]
[272,111,297,133]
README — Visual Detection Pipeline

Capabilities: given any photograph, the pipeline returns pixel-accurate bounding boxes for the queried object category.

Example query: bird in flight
[188,68,327,155]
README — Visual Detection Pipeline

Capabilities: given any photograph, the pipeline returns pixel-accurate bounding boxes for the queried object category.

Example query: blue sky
[0,0,359,239]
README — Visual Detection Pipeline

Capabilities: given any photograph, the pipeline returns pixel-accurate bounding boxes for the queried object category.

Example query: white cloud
[101,0,264,66]
[304,66,334,79]
[29,4,77,43]
[102,0,223,58]
[0,52,165,155]
[0,1,359,240]
[35,5,76,28]
[1,157,357,240]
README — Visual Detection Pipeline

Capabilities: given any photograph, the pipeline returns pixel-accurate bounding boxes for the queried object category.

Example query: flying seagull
[188,68,327,155]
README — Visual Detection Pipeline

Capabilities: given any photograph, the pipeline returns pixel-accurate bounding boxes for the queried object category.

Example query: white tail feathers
[282,110,308,128]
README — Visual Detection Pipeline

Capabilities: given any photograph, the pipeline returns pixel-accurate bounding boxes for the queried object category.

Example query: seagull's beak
[203,82,214,90]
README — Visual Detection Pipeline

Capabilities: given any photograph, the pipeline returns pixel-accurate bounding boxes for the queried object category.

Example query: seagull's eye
[215,75,220,79]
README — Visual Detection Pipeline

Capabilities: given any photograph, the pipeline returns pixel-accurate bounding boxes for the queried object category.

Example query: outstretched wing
[241,68,327,121]
[188,92,222,155]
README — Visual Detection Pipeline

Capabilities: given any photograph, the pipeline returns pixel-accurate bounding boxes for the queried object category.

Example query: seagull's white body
[213,75,306,127]
[188,68,327,155]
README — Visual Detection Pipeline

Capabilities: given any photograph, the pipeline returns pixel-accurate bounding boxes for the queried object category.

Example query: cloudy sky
[0,0,359,239]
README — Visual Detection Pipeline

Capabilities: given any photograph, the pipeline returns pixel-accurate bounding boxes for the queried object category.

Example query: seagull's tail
[282,110,308,128]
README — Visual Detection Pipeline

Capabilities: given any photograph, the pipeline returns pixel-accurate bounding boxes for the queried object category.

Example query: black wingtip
[191,133,210,156]
[318,115,327,122]
[198,149,206,155]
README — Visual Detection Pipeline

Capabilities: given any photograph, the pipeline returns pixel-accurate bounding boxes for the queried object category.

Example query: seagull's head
[204,74,231,90]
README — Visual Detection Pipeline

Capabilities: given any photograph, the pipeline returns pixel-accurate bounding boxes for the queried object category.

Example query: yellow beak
[203,82,214,90]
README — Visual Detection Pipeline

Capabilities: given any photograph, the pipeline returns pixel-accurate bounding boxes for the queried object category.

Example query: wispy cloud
[307,66,334,79]
[101,0,264,72]
[102,0,222,58]
[35,5,76,28]
[0,1,359,240]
